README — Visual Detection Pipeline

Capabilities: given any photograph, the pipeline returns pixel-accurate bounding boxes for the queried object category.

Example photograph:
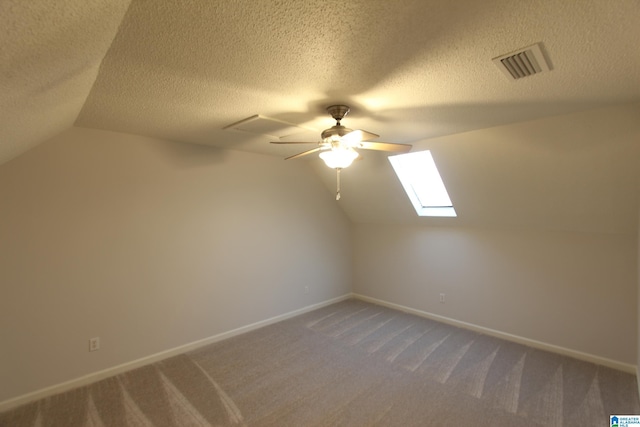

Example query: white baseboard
[353,293,637,374]
[0,294,351,413]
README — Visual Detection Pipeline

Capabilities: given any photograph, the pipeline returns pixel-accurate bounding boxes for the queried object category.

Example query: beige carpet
[2,299,639,426]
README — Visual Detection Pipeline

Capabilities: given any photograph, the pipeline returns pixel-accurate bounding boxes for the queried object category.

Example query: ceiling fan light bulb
[319,148,359,169]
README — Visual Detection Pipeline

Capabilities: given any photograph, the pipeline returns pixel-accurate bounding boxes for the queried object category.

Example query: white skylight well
[388,150,457,217]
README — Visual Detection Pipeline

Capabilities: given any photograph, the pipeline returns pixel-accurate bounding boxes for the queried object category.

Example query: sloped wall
[354,223,637,365]
[0,127,352,403]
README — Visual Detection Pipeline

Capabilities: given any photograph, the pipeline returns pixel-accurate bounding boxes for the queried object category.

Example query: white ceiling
[0,0,130,163]
[2,0,640,232]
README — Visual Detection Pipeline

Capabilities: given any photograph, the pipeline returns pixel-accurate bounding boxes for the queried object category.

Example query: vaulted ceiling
[2,0,639,233]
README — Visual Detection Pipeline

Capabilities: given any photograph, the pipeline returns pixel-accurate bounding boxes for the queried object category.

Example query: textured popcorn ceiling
[2,0,640,231]
[0,0,131,164]
[74,0,640,155]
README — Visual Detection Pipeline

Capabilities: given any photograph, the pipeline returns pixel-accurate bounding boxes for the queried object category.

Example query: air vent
[493,43,550,80]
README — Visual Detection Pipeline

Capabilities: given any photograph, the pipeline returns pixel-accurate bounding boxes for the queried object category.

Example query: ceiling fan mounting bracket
[326,105,350,125]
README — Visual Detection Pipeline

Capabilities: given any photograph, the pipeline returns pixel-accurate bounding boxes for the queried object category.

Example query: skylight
[388,150,456,217]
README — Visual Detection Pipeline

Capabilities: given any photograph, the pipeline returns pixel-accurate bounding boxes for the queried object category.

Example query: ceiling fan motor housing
[321,125,353,141]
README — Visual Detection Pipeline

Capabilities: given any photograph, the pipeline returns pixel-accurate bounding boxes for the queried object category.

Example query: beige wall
[354,223,637,365]
[1,125,637,404]
[0,128,352,403]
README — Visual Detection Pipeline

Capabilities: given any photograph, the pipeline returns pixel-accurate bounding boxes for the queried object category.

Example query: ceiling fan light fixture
[319,147,359,169]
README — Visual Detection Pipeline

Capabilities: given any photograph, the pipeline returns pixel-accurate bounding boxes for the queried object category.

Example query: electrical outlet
[89,337,100,352]
[304,286,309,294]
[440,293,445,303]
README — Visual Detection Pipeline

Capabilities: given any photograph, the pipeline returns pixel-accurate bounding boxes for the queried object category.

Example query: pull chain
[336,167,341,200]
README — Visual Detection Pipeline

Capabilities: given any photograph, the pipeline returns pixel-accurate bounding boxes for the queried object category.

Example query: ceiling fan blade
[342,129,380,143]
[358,141,412,153]
[285,147,325,160]
[270,140,316,144]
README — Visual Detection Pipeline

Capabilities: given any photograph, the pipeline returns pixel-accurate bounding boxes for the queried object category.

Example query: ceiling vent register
[493,43,550,80]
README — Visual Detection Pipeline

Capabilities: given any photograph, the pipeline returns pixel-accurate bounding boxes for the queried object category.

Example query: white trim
[353,293,637,374]
[0,294,351,412]
[637,367,640,401]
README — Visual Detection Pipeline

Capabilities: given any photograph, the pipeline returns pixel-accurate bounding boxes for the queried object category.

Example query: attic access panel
[224,115,313,139]
[389,150,456,217]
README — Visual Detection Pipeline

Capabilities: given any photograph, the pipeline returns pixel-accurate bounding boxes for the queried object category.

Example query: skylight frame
[388,150,457,217]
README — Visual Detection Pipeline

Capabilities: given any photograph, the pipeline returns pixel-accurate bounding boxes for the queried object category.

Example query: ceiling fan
[271,105,412,199]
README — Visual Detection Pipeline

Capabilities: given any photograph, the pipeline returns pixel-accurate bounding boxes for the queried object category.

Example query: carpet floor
[2,299,639,426]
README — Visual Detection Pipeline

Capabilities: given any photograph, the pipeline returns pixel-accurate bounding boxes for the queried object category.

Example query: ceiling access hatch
[224,115,314,139]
